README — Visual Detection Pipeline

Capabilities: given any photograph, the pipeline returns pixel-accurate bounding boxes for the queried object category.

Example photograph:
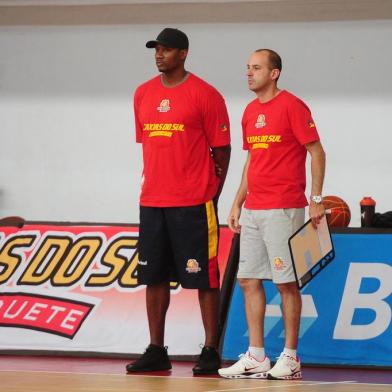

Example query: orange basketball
[323,195,351,227]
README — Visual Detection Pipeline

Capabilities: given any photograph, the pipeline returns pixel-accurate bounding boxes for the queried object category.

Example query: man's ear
[271,68,280,81]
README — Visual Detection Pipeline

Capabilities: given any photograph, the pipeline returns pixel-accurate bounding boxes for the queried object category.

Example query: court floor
[1,355,391,392]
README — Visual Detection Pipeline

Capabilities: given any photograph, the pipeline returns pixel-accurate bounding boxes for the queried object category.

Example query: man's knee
[238,278,261,292]
[276,281,300,295]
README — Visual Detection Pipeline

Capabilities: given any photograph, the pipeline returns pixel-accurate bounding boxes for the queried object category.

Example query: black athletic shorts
[137,200,220,289]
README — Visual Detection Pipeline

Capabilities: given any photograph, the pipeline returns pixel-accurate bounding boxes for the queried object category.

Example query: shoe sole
[219,372,268,379]
[267,371,302,380]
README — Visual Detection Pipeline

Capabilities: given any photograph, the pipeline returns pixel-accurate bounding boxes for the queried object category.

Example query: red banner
[0,293,93,338]
[0,222,233,354]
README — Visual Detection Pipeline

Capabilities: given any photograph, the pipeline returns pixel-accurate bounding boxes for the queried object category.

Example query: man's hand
[309,201,325,228]
[211,145,231,200]
[228,205,242,233]
[214,161,223,178]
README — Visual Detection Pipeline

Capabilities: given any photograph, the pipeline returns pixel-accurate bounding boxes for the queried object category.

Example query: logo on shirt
[157,99,171,112]
[220,124,228,132]
[246,134,282,149]
[255,114,266,128]
[143,123,185,137]
[308,120,316,128]
[186,259,201,273]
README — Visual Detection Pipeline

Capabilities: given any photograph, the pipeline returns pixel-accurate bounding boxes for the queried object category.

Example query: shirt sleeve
[201,87,231,147]
[134,87,143,144]
[288,97,320,145]
[242,112,250,151]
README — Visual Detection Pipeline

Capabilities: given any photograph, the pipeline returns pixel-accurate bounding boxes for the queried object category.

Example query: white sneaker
[267,353,302,380]
[218,351,271,379]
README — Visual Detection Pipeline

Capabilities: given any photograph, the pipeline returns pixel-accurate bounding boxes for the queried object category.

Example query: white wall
[1,20,391,226]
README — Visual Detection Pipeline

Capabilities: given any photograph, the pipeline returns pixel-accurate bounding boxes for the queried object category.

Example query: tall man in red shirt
[126,28,231,375]
[219,49,325,380]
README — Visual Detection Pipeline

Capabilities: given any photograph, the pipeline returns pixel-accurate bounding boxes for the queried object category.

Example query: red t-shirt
[134,73,230,207]
[242,90,320,209]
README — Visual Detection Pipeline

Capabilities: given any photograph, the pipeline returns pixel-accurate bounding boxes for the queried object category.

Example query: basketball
[323,195,351,227]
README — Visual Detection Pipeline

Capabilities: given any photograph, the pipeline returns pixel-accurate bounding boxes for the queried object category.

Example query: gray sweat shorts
[238,208,305,284]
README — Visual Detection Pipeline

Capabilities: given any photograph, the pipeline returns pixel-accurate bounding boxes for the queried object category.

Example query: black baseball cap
[146,28,189,50]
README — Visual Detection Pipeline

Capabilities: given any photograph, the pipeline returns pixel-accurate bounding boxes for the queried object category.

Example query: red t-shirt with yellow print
[242,90,319,209]
[134,73,230,207]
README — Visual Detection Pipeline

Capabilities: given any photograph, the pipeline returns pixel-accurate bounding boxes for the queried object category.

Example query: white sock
[283,347,297,358]
[248,346,265,362]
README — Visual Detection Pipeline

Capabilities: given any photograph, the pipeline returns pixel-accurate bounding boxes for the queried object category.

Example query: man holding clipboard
[219,49,326,380]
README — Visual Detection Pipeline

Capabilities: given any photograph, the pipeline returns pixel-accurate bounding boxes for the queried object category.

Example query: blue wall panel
[222,233,392,366]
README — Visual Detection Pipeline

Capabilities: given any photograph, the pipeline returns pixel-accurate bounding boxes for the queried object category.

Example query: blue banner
[222,233,392,366]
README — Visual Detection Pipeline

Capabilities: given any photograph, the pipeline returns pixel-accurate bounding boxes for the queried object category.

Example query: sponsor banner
[0,223,232,355]
[0,292,93,338]
[222,233,392,366]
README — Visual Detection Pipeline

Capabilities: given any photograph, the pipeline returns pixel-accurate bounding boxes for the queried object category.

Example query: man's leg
[147,281,171,346]
[218,278,271,379]
[126,282,172,372]
[236,209,269,349]
[126,206,172,373]
[219,209,272,379]
[266,281,302,379]
[162,201,221,374]
[276,282,301,349]
[239,278,266,348]
[265,208,304,380]
[191,287,221,375]
[198,287,219,348]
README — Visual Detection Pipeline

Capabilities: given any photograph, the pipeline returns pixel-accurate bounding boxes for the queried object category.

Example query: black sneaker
[192,346,221,375]
[126,344,172,373]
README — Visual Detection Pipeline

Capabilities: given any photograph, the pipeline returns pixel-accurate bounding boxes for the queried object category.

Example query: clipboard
[288,215,335,290]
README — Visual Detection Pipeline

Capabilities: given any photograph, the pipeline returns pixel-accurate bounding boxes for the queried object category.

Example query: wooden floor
[1,355,391,392]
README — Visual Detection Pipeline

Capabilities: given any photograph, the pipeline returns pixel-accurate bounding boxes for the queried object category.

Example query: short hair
[255,49,282,72]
